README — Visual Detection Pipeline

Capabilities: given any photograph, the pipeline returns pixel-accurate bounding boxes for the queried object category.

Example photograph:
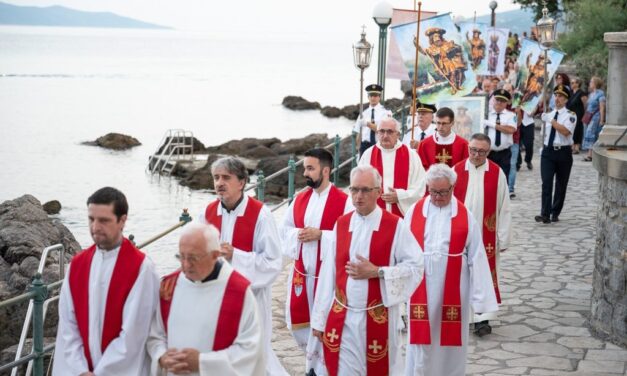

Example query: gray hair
[350,165,382,188]
[211,157,248,182]
[425,163,457,186]
[180,223,220,254]
[377,117,401,133]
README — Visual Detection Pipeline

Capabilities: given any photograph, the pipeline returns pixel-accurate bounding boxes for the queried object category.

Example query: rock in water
[0,195,81,351]
[42,200,61,214]
[281,96,321,110]
[321,106,342,118]
[82,132,141,150]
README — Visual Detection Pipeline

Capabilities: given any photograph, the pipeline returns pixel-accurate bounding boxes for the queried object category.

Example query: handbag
[582,111,597,125]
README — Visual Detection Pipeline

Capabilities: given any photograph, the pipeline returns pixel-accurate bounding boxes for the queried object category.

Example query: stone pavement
[268,142,627,375]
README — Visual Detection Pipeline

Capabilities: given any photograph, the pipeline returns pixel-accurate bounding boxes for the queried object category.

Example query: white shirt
[402,123,436,145]
[353,103,392,142]
[484,109,517,151]
[541,107,576,147]
[521,109,535,126]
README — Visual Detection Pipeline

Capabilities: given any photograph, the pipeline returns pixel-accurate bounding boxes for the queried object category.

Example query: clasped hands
[159,348,200,374]
[298,227,322,243]
[346,255,379,280]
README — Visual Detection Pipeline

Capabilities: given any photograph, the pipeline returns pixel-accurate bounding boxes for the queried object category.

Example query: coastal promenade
[268,148,627,375]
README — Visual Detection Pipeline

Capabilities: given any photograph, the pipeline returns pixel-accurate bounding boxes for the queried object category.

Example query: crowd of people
[50,71,605,376]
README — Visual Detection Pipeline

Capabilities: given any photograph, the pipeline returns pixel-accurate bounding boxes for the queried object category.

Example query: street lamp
[352,26,373,167]
[372,1,393,100]
[489,1,498,27]
[536,1,557,142]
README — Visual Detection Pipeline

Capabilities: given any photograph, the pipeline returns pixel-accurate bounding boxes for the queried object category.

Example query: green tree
[512,0,564,21]
[558,0,627,82]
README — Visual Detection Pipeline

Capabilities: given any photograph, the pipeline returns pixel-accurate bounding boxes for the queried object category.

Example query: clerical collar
[435,132,456,145]
[221,195,244,213]
[201,260,222,282]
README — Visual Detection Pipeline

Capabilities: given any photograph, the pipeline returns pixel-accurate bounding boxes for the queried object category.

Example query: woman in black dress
[567,77,587,154]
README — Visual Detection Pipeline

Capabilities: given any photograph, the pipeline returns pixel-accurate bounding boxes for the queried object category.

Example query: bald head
[178,223,221,281]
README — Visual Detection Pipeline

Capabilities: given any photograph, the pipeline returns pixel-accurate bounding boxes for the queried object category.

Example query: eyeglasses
[175,253,208,264]
[428,186,453,197]
[348,186,380,194]
[435,121,451,126]
[377,129,397,136]
[469,148,489,156]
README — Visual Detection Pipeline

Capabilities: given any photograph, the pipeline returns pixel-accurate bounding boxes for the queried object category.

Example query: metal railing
[148,129,195,175]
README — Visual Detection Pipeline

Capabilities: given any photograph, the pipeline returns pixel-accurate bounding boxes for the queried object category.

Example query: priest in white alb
[404,164,498,376]
[146,223,265,376]
[280,149,353,357]
[310,165,424,376]
[359,117,426,217]
[453,133,511,337]
[198,157,287,375]
[53,187,158,376]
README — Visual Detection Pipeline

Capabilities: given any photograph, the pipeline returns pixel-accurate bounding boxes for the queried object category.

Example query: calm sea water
[0,26,403,274]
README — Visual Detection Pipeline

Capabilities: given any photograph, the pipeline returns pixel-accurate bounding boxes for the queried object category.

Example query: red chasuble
[289,185,348,330]
[369,144,410,217]
[323,211,398,376]
[417,134,469,170]
[408,198,469,346]
[159,268,250,350]
[453,159,501,303]
[69,238,145,371]
[204,197,264,252]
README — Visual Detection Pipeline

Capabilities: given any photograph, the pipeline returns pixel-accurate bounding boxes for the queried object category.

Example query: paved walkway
[269,143,627,375]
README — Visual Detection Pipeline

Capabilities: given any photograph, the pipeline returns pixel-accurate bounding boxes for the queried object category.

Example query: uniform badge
[570,116,576,123]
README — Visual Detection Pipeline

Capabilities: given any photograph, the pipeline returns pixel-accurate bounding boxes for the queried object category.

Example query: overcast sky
[9,0,522,34]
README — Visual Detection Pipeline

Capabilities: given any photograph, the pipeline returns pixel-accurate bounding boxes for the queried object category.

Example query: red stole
[69,238,145,371]
[417,134,470,170]
[369,144,410,217]
[323,211,398,376]
[290,185,348,329]
[408,198,469,346]
[204,197,264,252]
[453,159,501,303]
[159,268,250,350]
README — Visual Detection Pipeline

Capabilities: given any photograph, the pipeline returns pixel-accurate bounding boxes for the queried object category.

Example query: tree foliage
[557,0,627,82]
[511,0,566,21]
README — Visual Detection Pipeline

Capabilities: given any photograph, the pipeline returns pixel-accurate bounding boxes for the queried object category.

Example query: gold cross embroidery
[369,340,383,354]
[436,149,452,164]
[413,305,426,319]
[326,328,339,343]
[485,243,495,257]
[446,306,459,321]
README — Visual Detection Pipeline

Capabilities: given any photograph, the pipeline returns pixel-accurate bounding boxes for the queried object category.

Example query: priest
[281,148,353,355]
[404,164,498,376]
[146,223,265,376]
[53,187,159,376]
[310,165,424,375]
[403,101,437,149]
[417,107,469,170]
[198,156,287,376]
[359,117,426,217]
[453,134,511,336]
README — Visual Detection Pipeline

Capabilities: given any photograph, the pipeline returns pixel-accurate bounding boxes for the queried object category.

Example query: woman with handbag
[567,78,588,154]
[582,76,606,162]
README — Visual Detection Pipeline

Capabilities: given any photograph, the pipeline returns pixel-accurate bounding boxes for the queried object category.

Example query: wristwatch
[377,267,385,279]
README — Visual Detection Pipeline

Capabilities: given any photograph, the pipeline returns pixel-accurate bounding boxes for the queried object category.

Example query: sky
[8,0,522,35]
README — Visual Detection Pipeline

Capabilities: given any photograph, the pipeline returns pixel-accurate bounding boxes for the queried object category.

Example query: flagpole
[411,1,422,142]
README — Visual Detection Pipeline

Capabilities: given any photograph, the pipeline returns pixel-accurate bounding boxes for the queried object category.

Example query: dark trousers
[488,148,512,181]
[359,140,375,157]
[520,124,535,164]
[540,146,573,218]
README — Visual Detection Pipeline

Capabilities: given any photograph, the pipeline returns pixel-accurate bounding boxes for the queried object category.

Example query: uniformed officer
[353,84,391,156]
[535,84,576,224]
[403,101,437,148]
[483,88,517,178]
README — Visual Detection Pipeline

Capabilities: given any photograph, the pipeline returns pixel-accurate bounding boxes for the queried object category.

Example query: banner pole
[411,1,422,142]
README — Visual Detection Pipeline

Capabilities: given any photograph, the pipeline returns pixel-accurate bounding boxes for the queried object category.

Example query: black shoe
[510,192,516,198]
[474,321,492,337]
[551,216,559,222]
[535,215,550,224]
[516,165,521,171]
[527,162,533,170]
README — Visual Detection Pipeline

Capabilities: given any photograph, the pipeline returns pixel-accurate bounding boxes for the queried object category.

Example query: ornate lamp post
[489,1,498,27]
[536,1,557,142]
[352,27,373,167]
[372,1,393,100]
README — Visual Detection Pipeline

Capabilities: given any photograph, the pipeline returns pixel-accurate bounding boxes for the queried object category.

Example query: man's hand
[409,139,419,149]
[79,373,95,376]
[298,227,322,243]
[220,242,234,262]
[368,122,377,131]
[346,255,379,280]
[381,187,399,204]
[312,329,324,342]
[176,348,200,373]
[159,349,192,374]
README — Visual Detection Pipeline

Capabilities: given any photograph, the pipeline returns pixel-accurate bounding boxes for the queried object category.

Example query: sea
[0,25,404,274]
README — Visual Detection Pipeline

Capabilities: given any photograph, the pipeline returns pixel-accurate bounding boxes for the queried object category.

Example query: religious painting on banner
[459,22,489,73]
[387,8,437,80]
[480,27,508,77]
[513,38,565,114]
[390,13,478,103]
[437,95,488,140]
